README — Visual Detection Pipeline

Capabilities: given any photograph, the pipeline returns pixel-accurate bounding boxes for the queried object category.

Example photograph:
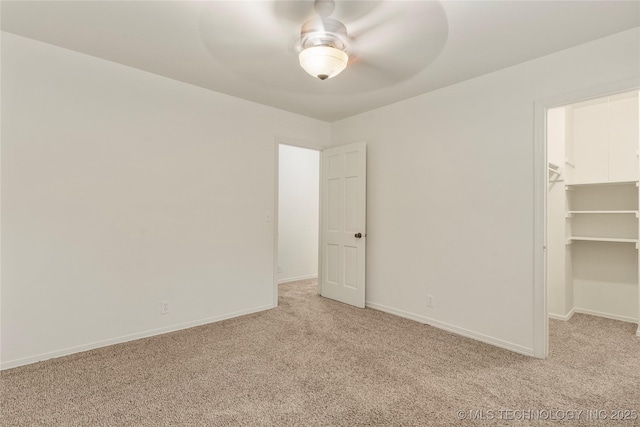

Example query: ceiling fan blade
[200,2,293,60]
[273,0,316,25]
[348,57,408,84]
[273,0,383,26]
[351,2,446,49]
[288,35,303,55]
[347,1,449,81]
[332,1,384,23]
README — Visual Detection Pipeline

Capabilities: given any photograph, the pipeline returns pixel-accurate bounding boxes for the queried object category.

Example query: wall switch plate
[161,300,170,315]
[277,265,282,273]
[265,211,272,222]
[426,295,434,308]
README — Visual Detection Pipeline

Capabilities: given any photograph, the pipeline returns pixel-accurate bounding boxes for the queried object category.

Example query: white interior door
[320,141,366,308]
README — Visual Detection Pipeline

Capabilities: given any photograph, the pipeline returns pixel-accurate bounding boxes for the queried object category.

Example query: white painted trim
[366,301,535,357]
[317,154,323,296]
[533,76,640,359]
[573,308,639,324]
[533,92,548,359]
[278,275,318,284]
[548,309,575,321]
[273,139,280,308]
[1,304,273,371]
[548,307,639,324]
[274,137,324,300]
[0,30,3,370]
[636,326,640,338]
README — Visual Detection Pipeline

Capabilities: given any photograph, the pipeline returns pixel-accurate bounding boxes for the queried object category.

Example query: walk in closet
[547,90,640,334]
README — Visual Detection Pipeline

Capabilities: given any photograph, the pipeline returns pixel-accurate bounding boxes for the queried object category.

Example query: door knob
[355,233,362,238]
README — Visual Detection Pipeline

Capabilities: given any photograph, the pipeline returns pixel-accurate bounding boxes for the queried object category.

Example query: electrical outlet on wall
[161,300,170,315]
[426,295,434,308]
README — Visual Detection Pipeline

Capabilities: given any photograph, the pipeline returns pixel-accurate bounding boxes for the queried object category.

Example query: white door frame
[273,137,325,308]
[533,76,640,358]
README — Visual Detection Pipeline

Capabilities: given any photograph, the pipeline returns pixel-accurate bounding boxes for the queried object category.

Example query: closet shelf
[567,236,639,244]
[567,210,638,215]
[566,180,638,188]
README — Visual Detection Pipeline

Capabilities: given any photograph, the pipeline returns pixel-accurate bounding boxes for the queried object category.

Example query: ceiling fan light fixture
[299,45,348,80]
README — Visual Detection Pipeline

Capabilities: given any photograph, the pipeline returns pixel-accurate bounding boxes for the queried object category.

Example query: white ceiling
[2,1,639,122]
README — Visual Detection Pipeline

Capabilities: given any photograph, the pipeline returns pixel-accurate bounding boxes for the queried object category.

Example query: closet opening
[546,89,640,351]
[274,143,321,305]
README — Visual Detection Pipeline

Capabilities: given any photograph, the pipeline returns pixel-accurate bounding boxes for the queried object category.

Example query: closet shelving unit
[548,91,639,332]
[565,180,639,248]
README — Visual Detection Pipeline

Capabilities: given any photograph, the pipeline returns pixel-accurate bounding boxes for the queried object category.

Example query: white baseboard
[1,304,273,371]
[548,308,575,321]
[278,275,317,284]
[572,307,639,324]
[636,326,640,338]
[365,301,535,357]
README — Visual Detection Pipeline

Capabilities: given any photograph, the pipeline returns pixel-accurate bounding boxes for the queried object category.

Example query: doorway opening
[542,87,640,357]
[275,143,321,305]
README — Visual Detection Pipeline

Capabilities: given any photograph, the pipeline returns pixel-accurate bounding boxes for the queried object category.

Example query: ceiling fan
[298,0,350,80]
[293,0,449,84]
[199,1,447,91]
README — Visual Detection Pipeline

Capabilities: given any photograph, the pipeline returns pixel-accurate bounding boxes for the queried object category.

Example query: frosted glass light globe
[299,46,348,80]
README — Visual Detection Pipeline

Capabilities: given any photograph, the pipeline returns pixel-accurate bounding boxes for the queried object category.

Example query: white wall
[331,28,640,355]
[573,242,638,321]
[278,145,319,282]
[0,33,331,369]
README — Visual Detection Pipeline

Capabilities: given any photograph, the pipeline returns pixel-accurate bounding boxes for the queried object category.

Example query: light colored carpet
[1,279,639,426]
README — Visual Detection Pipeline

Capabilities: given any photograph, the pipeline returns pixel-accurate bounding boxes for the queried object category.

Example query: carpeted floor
[1,279,639,426]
